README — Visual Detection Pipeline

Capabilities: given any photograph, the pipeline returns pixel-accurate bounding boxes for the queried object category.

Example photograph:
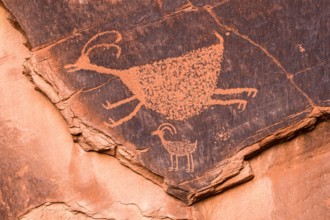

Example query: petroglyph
[65,30,258,127]
[152,123,197,172]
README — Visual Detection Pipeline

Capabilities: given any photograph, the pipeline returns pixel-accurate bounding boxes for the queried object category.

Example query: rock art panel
[65,30,258,127]
[2,0,329,204]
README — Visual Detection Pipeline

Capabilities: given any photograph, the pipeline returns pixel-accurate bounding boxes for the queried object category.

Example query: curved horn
[65,30,124,74]
[158,123,177,135]
[82,30,122,55]
[85,43,121,58]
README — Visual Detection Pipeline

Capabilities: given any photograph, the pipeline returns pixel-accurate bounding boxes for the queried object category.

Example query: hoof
[102,100,114,110]
[247,89,258,98]
[104,117,117,128]
[237,101,247,111]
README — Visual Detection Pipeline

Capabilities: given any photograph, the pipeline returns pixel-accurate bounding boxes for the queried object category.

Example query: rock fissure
[204,6,317,107]
[19,202,113,220]
[294,58,330,75]
[29,2,199,53]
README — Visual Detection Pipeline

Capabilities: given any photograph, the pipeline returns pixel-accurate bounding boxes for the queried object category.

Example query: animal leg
[105,102,143,128]
[190,154,194,172]
[214,88,258,98]
[175,155,179,171]
[186,154,191,172]
[102,96,137,110]
[169,154,174,171]
[208,99,248,111]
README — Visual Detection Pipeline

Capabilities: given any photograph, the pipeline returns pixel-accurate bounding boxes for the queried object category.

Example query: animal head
[151,123,177,137]
[64,30,122,73]
[65,55,91,72]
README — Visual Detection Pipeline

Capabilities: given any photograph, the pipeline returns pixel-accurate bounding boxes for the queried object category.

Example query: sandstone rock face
[2,0,329,204]
[0,1,329,219]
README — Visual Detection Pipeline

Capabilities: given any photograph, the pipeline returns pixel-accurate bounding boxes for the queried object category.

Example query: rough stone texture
[2,0,329,204]
[0,7,189,219]
[1,1,330,218]
[1,0,190,48]
[194,120,330,220]
[212,0,330,107]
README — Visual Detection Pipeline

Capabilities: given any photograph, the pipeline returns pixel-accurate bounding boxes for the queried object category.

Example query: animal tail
[186,141,197,153]
[214,32,224,45]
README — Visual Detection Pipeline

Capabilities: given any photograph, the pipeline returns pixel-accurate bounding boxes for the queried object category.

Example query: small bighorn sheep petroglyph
[65,30,258,127]
[152,123,197,172]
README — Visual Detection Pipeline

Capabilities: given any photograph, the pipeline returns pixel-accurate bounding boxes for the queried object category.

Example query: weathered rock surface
[1,0,329,211]
[0,6,189,219]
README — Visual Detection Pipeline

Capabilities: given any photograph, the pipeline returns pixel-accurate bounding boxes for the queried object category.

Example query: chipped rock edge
[24,50,330,205]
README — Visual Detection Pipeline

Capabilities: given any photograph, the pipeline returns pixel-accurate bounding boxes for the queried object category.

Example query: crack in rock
[19,202,113,220]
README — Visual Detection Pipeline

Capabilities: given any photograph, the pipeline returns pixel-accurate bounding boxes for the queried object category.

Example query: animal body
[65,30,258,127]
[151,123,197,172]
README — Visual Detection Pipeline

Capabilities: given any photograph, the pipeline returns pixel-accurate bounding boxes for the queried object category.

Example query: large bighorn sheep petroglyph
[65,31,258,127]
[152,123,197,172]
